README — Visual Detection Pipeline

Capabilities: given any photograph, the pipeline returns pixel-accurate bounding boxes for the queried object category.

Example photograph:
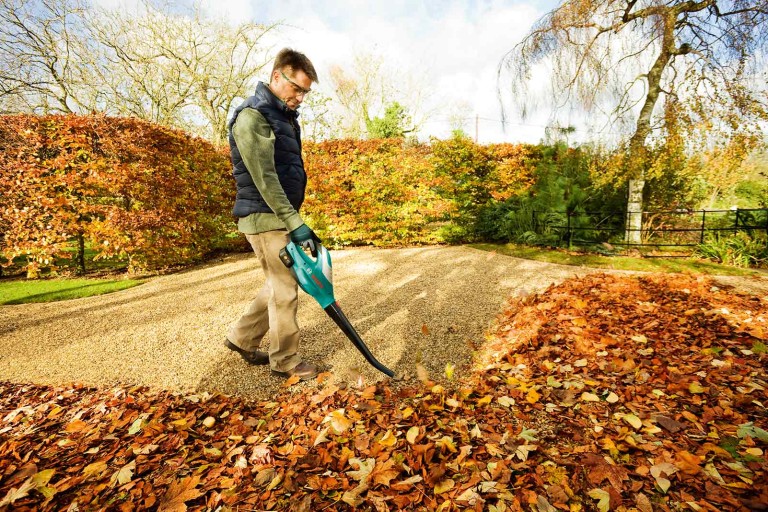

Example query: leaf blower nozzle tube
[280,241,395,378]
[324,302,395,378]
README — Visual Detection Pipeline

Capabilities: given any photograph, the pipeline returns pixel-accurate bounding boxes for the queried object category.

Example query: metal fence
[528,208,768,254]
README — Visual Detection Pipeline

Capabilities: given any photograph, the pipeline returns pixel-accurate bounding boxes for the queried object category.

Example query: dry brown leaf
[1,273,766,510]
[294,495,313,512]
[341,482,368,507]
[347,458,375,482]
[0,477,36,507]
[158,476,202,512]
[584,455,629,491]
[635,492,653,512]
[675,450,703,475]
[82,461,108,481]
[406,426,420,444]
[656,415,684,433]
[109,460,135,487]
[434,478,455,495]
[416,363,430,383]
[253,468,276,487]
[371,458,400,487]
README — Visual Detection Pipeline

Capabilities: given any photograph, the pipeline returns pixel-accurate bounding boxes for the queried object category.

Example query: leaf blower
[278,242,395,378]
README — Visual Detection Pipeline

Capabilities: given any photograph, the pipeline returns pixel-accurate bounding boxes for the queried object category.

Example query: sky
[96,0,566,143]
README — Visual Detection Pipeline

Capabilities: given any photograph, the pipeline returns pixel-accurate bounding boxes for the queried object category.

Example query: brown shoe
[225,340,269,365]
[272,362,319,381]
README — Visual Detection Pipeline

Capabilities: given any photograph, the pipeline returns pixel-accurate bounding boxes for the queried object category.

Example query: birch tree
[499,0,768,243]
[329,53,392,139]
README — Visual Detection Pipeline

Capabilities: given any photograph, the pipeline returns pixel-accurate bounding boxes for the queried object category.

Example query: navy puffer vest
[228,82,306,217]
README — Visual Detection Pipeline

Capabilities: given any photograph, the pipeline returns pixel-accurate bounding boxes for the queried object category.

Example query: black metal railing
[524,208,768,254]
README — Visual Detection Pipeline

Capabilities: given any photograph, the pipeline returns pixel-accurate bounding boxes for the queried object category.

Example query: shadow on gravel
[1,247,589,399]
[195,247,584,397]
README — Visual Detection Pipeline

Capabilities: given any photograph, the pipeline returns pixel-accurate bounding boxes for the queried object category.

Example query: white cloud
[264,1,556,142]
[98,0,563,142]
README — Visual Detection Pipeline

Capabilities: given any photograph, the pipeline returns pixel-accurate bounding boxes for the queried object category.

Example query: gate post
[764,208,768,237]
[625,179,644,245]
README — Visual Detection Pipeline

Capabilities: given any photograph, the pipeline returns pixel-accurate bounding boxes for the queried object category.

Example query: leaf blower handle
[289,223,321,257]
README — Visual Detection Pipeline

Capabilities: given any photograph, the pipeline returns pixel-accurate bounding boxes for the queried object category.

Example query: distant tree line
[0,0,278,145]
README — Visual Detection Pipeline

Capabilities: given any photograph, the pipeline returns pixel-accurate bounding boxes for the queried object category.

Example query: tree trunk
[75,232,86,275]
[623,10,676,244]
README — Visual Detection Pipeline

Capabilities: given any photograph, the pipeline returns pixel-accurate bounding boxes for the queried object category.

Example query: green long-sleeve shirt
[231,107,304,234]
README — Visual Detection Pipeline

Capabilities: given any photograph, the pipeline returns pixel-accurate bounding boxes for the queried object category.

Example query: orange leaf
[360,385,377,400]
[371,458,401,487]
[675,451,703,475]
[64,420,88,433]
[681,411,698,423]
[526,388,541,404]
[282,375,301,387]
[636,493,653,512]
[158,476,202,512]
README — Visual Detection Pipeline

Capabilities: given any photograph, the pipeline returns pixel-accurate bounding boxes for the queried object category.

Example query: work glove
[289,223,322,257]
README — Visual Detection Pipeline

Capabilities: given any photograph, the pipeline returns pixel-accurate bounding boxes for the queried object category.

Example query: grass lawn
[0,244,142,305]
[0,277,144,305]
[471,242,764,276]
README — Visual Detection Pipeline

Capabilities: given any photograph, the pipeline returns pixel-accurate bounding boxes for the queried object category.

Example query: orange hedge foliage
[303,139,451,246]
[1,115,538,276]
[303,138,538,246]
[0,114,235,274]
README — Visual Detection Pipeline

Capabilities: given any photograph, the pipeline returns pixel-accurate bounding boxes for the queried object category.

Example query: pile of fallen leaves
[1,273,766,511]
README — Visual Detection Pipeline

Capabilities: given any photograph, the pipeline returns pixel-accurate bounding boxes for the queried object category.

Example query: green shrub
[733,180,768,207]
[303,138,538,246]
[473,144,625,246]
[695,232,768,268]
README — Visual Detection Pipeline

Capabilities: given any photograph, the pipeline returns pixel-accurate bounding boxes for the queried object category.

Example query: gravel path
[2,246,766,399]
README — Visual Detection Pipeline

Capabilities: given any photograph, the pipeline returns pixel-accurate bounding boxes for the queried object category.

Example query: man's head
[269,48,318,110]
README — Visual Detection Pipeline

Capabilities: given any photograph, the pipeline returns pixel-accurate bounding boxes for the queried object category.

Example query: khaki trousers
[227,230,301,372]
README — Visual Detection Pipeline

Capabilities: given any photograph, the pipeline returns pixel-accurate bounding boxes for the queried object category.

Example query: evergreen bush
[695,232,768,268]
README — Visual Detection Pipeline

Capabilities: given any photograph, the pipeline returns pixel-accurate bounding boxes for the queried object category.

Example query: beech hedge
[1,115,538,276]
[302,138,538,246]
[0,114,236,276]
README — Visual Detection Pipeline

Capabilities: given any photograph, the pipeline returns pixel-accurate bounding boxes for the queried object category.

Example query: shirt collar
[258,81,300,118]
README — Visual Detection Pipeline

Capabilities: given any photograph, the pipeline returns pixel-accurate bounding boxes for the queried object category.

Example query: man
[225,48,321,381]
